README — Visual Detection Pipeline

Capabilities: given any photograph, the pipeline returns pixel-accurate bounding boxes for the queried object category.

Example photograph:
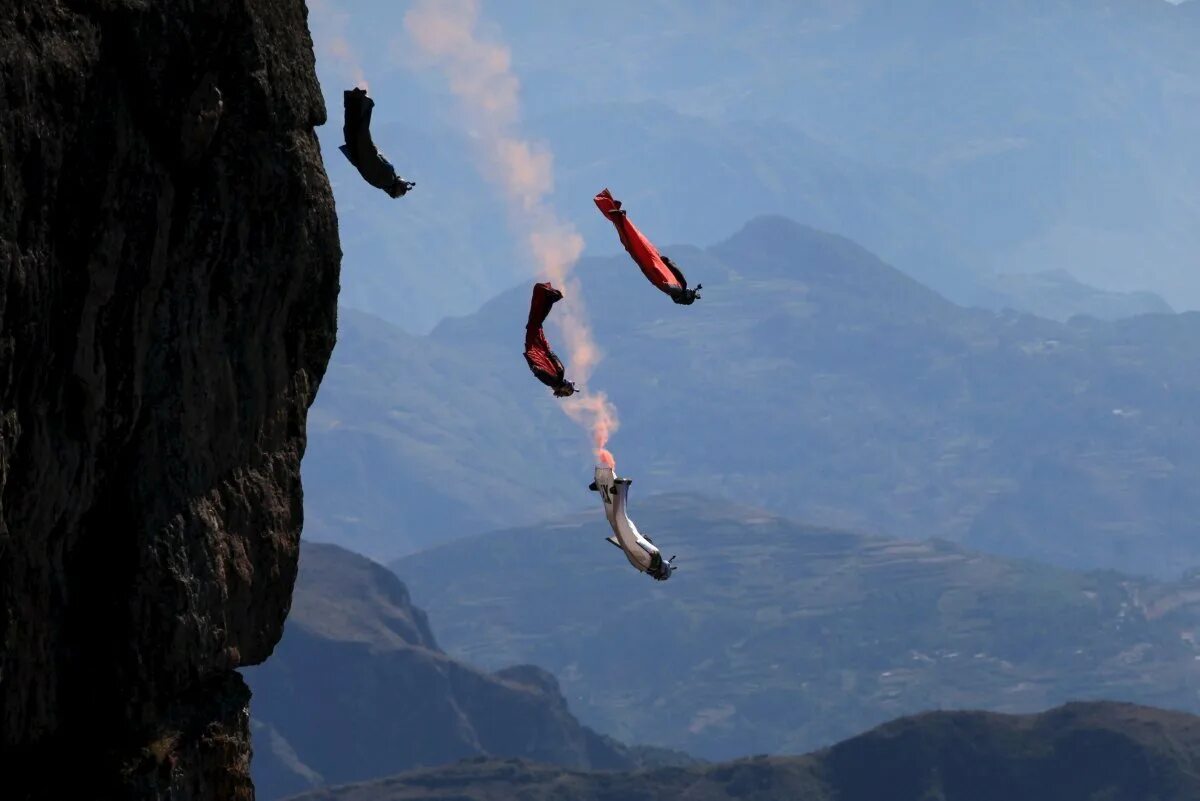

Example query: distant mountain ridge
[322,0,1200,330]
[245,544,684,800]
[283,701,1200,801]
[307,216,1200,576]
[972,269,1174,321]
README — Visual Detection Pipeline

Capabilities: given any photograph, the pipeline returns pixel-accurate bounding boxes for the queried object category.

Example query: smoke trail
[404,0,618,467]
[309,0,369,90]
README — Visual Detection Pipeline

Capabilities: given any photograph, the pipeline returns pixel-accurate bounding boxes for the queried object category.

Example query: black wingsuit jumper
[340,88,415,198]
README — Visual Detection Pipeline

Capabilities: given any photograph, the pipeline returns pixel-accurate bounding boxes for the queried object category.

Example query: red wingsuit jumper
[594,188,700,305]
[524,282,576,397]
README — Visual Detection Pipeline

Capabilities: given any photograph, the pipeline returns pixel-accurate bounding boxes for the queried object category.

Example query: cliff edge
[0,2,339,798]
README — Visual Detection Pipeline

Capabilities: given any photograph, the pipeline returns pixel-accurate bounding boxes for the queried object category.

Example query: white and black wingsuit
[590,466,675,581]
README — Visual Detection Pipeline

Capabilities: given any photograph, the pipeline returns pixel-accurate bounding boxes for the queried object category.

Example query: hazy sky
[310,0,1200,330]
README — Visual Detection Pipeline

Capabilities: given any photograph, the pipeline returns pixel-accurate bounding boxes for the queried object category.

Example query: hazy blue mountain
[301,307,579,558]
[315,0,1200,332]
[392,495,1200,760]
[244,544,678,800]
[307,217,1200,575]
[971,269,1175,321]
[283,702,1200,801]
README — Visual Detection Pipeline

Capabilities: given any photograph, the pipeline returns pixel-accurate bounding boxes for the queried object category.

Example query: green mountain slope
[393,496,1200,759]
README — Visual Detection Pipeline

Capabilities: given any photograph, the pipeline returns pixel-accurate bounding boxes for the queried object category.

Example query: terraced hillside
[394,496,1200,758]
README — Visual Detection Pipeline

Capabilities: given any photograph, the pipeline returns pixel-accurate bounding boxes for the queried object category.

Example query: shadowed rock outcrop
[247,544,673,800]
[0,2,338,799]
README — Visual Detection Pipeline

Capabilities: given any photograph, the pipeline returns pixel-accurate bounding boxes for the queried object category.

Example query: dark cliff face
[0,2,338,799]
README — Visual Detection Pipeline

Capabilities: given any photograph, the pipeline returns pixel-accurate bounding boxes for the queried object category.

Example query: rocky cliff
[0,2,338,799]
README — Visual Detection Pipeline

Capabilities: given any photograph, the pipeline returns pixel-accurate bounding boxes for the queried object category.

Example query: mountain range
[244,543,689,800]
[970,269,1174,322]
[393,495,1200,760]
[307,216,1200,576]
[251,529,1200,796]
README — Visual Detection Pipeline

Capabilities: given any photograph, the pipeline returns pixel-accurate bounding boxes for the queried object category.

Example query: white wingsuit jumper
[590,466,676,581]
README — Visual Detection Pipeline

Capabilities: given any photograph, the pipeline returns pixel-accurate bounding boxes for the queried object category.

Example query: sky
[308,0,1200,333]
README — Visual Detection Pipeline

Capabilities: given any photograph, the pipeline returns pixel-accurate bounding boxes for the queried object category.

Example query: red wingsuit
[524,282,576,397]
[594,188,700,305]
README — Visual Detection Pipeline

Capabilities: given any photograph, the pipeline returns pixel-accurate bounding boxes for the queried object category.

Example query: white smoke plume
[404,0,618,467]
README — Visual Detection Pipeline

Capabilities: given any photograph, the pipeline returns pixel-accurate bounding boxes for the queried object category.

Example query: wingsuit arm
[661,256,700,304]
[524,349,565,389]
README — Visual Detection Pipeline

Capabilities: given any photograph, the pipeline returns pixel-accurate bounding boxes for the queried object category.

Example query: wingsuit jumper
[590,466,675,581]
[524,282,576,398]
[340,87,415,198]
[594,188,700,305]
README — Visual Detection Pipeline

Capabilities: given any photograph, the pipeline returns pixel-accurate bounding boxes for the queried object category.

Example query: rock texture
[0,2,338,799]
[247,544,679,800]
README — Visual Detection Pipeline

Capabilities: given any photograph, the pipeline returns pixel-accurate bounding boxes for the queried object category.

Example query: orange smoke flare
[405,0,618,466]
[563,391,620,468]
